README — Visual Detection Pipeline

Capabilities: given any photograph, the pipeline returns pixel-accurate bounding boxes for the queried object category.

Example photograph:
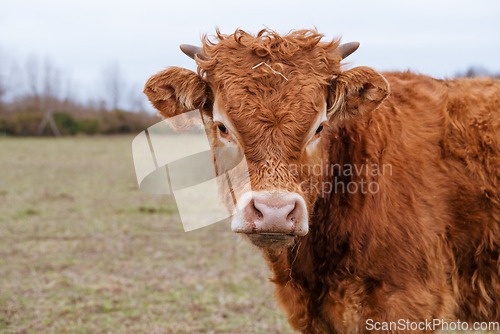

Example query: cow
[143,29,500,333]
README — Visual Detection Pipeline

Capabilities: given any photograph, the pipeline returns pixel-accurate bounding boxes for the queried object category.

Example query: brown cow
[144,29,500,333]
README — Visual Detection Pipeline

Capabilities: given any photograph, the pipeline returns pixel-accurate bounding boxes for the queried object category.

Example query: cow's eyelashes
[315,125,324,134]
[218,124,229,135]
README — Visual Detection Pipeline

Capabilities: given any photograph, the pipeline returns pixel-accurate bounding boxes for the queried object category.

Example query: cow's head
[144,29,389,250]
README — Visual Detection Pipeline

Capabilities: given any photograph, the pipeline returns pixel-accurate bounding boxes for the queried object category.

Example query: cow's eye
[218,124,229,135]
[315,125,324,134]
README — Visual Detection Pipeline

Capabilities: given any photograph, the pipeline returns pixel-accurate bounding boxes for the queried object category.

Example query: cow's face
[144,29,389,250]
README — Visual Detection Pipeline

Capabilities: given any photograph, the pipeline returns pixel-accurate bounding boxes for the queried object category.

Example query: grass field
[0,136,294,334]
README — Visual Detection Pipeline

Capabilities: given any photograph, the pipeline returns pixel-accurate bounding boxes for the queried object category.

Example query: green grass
[0,136,293,334]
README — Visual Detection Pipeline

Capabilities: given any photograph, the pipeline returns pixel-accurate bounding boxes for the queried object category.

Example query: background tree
[101,61,124,111]
[456,66,500,78]
[0,49,167,136]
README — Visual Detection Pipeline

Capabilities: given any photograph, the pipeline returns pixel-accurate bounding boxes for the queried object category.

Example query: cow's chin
[245,233,297,250]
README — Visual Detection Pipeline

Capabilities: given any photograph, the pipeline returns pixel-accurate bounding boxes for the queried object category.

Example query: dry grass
[0,136,294,334]
[0,136,482,334]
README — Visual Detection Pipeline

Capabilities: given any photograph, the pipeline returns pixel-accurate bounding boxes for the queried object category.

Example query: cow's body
[144,29,500,333]
[268,72,500,333]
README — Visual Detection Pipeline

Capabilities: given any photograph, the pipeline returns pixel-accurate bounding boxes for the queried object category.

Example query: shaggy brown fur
[144,29,500,333]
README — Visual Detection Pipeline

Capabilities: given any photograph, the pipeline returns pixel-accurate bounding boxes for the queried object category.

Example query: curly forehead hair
[196,28,343,80]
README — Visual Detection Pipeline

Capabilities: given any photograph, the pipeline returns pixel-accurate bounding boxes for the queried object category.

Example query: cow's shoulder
[442,76,500,189]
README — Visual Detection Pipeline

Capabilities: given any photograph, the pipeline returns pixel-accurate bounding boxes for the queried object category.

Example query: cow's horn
[332,42,360,60]
[180,44,206,60]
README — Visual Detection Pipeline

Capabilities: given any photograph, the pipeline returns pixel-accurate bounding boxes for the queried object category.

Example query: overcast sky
[1,0,499,111]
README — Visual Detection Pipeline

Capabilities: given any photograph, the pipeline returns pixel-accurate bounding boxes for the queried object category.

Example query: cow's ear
[144,67,211,119]
[327,66,390,124]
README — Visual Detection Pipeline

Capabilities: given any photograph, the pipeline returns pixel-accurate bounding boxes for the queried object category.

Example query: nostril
[286,201,298,222]
[252,200,263,219]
